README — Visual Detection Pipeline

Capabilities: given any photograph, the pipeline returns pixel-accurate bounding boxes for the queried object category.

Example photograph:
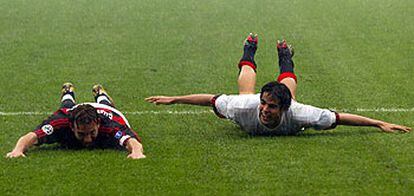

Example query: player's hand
[378,122,411,133]
[5,151,26,158]
[127,152,146,159]
[145,96,175,105]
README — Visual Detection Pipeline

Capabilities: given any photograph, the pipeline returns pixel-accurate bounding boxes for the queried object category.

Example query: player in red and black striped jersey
[6,83,145,159]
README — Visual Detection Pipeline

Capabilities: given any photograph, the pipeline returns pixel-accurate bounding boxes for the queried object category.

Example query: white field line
[0,110,213,116]
[0,108,414,116]
[331,108,414,113]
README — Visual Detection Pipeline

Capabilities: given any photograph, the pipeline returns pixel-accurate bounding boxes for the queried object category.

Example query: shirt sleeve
[113,127,141,147]
[211,94,260,120]
[291,101,338,130]
[32,110,70,145]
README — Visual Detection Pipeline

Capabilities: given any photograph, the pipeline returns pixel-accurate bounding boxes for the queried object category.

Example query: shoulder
[37,109,71,130]
[216,94,260,109]
[285,100,317,124]
[288,100,318,115]
[287,100,336,126]
[212,94,259,120]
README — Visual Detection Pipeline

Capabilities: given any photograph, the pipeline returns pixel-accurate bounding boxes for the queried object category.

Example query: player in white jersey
[212,93,336,135]
[146,33,411,135]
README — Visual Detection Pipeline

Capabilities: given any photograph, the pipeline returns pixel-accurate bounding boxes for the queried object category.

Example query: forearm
[336,113,411,133]
[173,94,215,106]
[337,113,383,127]
[12,132,38,153]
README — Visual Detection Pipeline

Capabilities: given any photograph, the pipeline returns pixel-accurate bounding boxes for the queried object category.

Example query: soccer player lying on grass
[6,83,145,159]
[146,33,411,135]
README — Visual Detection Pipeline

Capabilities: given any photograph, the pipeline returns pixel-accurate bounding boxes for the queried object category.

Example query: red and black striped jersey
[33,103,141,149]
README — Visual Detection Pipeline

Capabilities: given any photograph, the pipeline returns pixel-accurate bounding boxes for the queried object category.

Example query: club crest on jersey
[41,124,54,135]
[114,130,123,139]
[97,109,113,119]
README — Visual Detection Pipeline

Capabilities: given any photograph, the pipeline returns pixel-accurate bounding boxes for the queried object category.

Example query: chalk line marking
[0,110,213,116]
[0,108,414,116]
[331,108,414,113]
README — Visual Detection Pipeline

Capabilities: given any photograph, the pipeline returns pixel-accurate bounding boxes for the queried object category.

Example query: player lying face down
[6,83,145,159]
[145,33,411,135]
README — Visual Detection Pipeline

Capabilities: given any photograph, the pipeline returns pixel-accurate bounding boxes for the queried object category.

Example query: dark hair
[260,81,292,111]
[70,104,99,127]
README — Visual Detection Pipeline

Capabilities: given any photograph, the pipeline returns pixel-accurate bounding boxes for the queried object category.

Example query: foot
[277,39,294,57]
[244,33,258,48]
[276,39,294,68]
[92,84,114,104]
[61,82,75,99]
[239,33,258,70]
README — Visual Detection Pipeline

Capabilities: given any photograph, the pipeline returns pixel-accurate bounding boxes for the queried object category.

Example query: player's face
[259,92,283,128]
[73,121,100,147]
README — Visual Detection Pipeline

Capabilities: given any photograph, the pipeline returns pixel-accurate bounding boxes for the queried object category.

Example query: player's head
[70,104,100,147]
[259,81,292,127]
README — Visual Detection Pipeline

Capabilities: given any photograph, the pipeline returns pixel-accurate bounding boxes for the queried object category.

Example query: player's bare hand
[379,123,411,133]
[5,151,26,158]
[145,96,175,105]
[127,152,146,159]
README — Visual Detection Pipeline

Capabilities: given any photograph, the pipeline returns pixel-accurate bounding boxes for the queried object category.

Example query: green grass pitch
[1,0,413,194]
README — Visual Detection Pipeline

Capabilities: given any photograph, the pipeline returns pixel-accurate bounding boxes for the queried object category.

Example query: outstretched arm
[6,132,38,158]
[145,94,215,106]
[337,113,411,133]
[125,138,145,159]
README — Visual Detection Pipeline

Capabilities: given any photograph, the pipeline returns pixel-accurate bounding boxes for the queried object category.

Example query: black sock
[278,49,294,74]
[240,44,257,66]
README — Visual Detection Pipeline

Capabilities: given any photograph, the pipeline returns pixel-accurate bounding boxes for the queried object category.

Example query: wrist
[131,146,143,154]
[13,144,26,153]
[126,138,143,153]
[12,149,24,154]
[374,120,386,129]
[375,121,385,128]
[171,97,181,104]
[171,98,177,104]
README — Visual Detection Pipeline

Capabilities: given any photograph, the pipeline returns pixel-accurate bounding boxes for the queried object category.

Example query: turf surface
[1,0,413,194]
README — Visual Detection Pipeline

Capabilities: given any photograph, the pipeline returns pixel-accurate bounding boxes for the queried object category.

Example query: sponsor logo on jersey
[41,124,54,135]
[114,130,123,139]
[97,109,113,119]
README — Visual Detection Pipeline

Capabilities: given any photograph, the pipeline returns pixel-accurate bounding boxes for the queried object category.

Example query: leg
[92,84,115,107]
[238,66,256,94]
[279,77,296,99]
[238,33,258,94]
[276,40,297,100]
[60,82,76,109]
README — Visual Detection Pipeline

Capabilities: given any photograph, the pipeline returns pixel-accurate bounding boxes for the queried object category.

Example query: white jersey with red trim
[213,94,337,135]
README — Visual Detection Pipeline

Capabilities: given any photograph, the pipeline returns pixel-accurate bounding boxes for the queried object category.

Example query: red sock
[277,72,297,83]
